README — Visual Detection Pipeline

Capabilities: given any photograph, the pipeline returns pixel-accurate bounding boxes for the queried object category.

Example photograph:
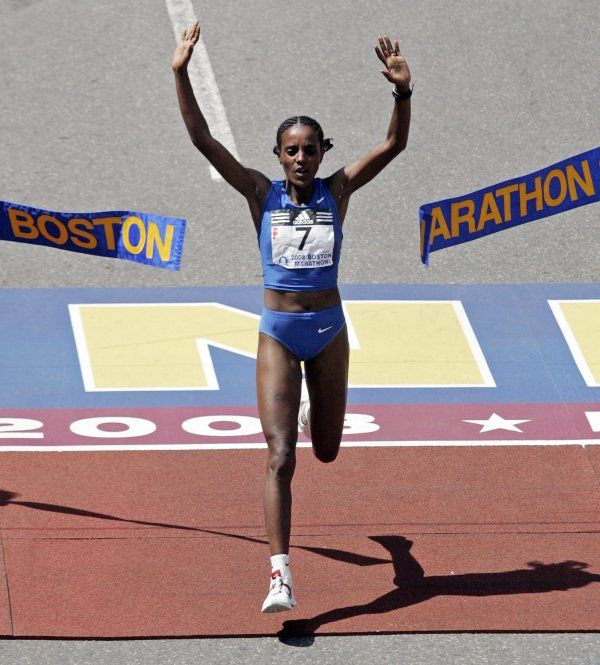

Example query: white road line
[68,304,96,392]
[452,300,496,387]
[68,302,259,392]
[165,0,239,181]
[0,440,598,452]
[548,300,600,387]
[586,412,600,432]
[342,300,496,388]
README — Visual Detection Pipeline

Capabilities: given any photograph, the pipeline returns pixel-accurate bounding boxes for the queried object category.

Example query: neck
[286,180,315,206]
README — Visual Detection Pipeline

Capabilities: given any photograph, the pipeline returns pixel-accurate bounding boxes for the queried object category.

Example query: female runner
[172,20,411,613]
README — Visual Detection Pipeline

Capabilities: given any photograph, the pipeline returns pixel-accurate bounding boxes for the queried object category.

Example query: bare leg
[304,325,350,462]
[257,333,302,555]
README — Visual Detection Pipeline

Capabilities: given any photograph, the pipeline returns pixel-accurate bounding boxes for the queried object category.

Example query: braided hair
[273,116,333,155]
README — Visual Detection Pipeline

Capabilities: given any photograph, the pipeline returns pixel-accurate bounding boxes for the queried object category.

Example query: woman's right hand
[172,20,200,72]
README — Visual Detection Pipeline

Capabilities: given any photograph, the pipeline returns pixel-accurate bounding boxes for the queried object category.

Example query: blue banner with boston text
[419,147,600,264]
[0,201,186,270]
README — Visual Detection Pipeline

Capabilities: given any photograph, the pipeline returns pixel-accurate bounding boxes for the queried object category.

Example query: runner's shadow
[3,488,596,638]
[278,535,600,639]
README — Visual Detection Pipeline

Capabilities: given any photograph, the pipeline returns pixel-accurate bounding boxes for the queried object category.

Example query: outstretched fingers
[376,35,398,63]
[181,19,200,44]
[375,44,386,65]
[376,34,402,59]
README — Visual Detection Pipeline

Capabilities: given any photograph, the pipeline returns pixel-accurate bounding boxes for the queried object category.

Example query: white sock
[300,379,309,401]
[270,553,292,582]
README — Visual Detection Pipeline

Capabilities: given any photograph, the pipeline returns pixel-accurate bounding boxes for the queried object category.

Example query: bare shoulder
[323,168,351,224]
[324,168,349,207]
[246,168,272,201]
[243,168,272,229]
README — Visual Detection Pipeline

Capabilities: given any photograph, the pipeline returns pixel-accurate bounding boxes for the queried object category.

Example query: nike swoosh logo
[318,326,333,334]
[317,196,325,203]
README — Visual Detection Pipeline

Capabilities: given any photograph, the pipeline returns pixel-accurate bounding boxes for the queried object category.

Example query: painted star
[463,413,531,433]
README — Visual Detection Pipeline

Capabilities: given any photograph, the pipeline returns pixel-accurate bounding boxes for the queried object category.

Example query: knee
[312,444,339,464]
[266,440,296,481]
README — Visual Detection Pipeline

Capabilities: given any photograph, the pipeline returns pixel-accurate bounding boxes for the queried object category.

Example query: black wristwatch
[392,84,413,100]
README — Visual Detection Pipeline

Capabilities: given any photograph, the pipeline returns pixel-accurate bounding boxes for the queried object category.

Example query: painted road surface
[0,283,598,636]
[1,284,598,449]
[1,0,599,657]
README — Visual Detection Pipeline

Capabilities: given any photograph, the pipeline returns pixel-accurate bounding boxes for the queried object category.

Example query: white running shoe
[298,398,311,439]
[261,570,296,613]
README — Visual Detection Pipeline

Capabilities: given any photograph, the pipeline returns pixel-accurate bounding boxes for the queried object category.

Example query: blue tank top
[257,179,343,291]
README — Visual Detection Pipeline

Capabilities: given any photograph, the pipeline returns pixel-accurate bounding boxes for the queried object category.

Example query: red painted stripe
[1,446,598,635]
[0,403,598,447]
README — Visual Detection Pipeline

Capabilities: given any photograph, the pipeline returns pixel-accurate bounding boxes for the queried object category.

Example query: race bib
[270,208,334,269]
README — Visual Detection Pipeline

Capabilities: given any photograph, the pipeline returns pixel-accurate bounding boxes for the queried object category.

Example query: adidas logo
[293,210,313,225]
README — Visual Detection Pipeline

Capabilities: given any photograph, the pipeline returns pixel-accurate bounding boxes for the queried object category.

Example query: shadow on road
[1,489,596,641]
[278,535,599,640]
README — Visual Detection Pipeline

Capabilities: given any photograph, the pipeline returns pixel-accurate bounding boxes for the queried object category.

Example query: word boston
[0,201,186,270]
[419,146,600,265]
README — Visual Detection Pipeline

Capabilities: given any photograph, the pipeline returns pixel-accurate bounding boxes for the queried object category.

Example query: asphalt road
[0,634,599,665]
[1,0,598,288]
[1,0,599,662]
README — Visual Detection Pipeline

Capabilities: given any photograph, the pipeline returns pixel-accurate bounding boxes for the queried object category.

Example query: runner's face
[278,125,323,188]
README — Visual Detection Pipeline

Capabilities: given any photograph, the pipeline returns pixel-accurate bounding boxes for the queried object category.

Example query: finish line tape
[0,201,186,270]
[419,146,600,265]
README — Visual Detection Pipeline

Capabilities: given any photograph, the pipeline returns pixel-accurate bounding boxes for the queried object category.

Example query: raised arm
[172,21,269,221]
[327,35,411,205]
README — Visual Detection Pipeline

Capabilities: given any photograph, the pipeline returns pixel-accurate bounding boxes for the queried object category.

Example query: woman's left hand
[375,35,411,91]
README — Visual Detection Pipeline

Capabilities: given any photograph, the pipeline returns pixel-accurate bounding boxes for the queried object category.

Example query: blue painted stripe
[0,284,598,408]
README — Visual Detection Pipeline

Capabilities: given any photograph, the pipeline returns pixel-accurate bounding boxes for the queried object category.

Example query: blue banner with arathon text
[0,201,186,270]
[419,147,600,264]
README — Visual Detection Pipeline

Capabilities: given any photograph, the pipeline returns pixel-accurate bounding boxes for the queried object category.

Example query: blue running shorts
[259,303,346,361]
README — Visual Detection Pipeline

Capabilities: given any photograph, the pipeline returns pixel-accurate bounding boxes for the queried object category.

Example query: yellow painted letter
[70,303,260,390]
[69,218,98,249]
[519,176,543,217]
[145,221,174,261]
[8,209,38,239]
[542,169,567,207]
[344,301,493,387]
[37,214,68,245]
[122,216,146,255]
[566,160,595,201]
[93,217,121,250]
[450,199,476,238]
[476,192,503,231]
[495,184,519,223]
[429,207,451,243]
